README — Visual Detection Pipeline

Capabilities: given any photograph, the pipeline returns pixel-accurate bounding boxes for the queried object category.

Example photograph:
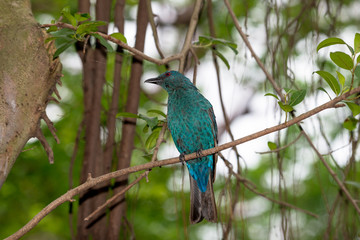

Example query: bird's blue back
[165,72,217,193]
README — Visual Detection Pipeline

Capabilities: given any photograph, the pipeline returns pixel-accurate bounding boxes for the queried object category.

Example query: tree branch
[6,86,360,240]
[41,23,181,65]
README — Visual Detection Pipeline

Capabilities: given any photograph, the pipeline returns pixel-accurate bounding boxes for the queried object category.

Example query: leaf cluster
[117,110,167,150]
[45,6,127,58]
[193,36,238,69]
[315,34,360,129]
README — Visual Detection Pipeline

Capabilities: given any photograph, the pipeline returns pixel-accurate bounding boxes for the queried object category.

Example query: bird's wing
[206,107,218,182]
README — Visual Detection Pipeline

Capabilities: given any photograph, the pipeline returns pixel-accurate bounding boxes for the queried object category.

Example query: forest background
[1,0,360,239]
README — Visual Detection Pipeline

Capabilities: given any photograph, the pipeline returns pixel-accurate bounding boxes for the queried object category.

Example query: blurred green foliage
[2,0,360,239]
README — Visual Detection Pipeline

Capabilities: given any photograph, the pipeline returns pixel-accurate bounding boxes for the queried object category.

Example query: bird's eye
[165,72,171,77]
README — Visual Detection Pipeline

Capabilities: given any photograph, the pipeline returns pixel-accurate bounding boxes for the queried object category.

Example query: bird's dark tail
[189,174,217,224]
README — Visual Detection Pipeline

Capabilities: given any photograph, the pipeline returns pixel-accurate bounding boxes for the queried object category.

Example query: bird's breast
[167,92,214,154]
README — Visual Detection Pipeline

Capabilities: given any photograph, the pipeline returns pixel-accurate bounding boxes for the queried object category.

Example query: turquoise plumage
[145,71,217,224]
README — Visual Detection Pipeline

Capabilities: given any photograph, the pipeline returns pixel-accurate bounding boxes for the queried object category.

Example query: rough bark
[76,0,112,239]
[0,0,62,189]
[107,0,148,239]
[103,0,125,181]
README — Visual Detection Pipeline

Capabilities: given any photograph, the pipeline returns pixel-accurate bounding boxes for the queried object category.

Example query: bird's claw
[196,149,203,158]
[179,153,185,166]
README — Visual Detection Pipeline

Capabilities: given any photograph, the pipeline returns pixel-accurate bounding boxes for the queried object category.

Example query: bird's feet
[196,149,203,158]
[179,153,185,166]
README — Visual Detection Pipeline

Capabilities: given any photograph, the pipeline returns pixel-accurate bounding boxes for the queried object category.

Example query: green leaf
[283,88,294,94]
[345,102,360,116]
[110,32,127,44]
[212,39,238,54]
[357,54,360,64]
[330,52,354,70]
[74,13,91,22]
[264,93,279,100]
[50,28,76,39]
[289,89,306,107]
[267,141,277,150]
[147,109,167,118]
[197,36,212,46]
[53,39,76,59]
[336,71,345,88]
[213,49,230,69]
[142,154,153,162]
[45,36,58,43]
[315,71,340,95]
[143,124,149,133]
[61,6,77,27]
[76,21,107,36]
[355,66,360,80]
[116,112,139,118]
[347,45,355,55]
[317,87,332,99]
[46,25,58,33]
[145,127,161,149]
[343,117,358,131]
[354,33,360,54]
[195,36,238,54]
[278,101,294,112]
[139,114,158,129]
[92,33,114,52]
[317,37,346,52]
[345,180,360,189]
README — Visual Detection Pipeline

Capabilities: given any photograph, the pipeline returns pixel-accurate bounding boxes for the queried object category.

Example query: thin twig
[220,155,318,218]
[243,178,319,218]
[83,124,167,222]
[41,113,60,144]
[68,120,84,240]
[84,172,148,221]
[302,131,360,215]
[35,128,54,164]
[41,23,181,65]
[223,0,283,100]
[178,0,203,73]
[189,47,199,85]
[208,0,242,170]
[145,0,166,59]
[257,132,304,154]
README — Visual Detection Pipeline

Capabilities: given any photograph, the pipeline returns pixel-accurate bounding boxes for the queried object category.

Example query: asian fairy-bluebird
[145,70,217,223]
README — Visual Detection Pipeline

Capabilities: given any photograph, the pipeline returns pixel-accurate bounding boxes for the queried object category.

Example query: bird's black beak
[145,77,162,85]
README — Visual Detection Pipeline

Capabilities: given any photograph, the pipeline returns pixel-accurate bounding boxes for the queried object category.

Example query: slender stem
[145,0,165,59]
[302,131,360,215]
[178,0,203,73]
[223,0,283,100]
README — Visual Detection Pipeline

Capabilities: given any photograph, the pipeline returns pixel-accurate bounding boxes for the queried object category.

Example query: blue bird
[145,70,217,224]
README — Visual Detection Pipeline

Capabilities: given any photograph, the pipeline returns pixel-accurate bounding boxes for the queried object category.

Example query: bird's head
[145,70,197,93]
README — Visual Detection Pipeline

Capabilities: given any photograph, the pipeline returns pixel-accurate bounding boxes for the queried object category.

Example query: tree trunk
[107,0,148,239]
[76,0,112,239]
[0,0,62,189]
